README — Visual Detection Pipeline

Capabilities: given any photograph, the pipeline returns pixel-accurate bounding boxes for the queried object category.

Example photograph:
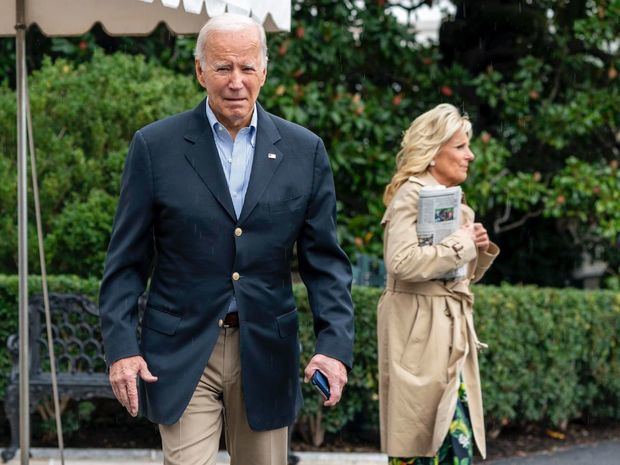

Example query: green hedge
[1,275,619,444]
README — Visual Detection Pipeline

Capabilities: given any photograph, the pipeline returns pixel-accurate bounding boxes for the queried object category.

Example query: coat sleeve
[99,130,155,366]
[297,138,355,370]
[471,241,500,283]
[383,181,477,282]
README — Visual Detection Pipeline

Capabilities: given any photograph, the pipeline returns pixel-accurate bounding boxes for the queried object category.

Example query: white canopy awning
[0,0,290,37]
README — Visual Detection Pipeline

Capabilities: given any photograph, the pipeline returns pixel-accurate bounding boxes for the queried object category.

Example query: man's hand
[109,355,158,417]
[304,354,348,407]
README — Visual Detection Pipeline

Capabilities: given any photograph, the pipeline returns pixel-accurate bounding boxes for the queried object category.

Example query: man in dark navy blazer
[99,12,354,465]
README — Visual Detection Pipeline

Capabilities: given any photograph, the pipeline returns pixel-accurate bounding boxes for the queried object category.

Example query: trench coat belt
[384,275,488,351]
[385,275,472,301]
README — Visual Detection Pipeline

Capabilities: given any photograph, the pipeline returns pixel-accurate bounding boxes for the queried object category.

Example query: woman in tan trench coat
[378,104,499,464]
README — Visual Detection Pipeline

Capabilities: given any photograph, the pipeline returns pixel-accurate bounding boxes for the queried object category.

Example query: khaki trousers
[159,328,288,465]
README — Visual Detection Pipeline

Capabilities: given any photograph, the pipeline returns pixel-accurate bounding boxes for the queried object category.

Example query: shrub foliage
[1,1,619,285]
[0,52,199,277]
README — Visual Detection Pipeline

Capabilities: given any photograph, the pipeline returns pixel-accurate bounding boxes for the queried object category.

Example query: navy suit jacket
[99,98,354,429]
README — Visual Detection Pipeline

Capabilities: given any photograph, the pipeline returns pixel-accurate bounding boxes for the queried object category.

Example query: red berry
[440,86,453,96]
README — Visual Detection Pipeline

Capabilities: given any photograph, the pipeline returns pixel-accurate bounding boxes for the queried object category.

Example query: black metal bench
[2,293,114,462]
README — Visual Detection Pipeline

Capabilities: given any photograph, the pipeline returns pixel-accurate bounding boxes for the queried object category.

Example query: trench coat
[377,172,499,458]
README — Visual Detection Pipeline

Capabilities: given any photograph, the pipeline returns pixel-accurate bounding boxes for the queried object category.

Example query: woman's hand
[460,223,476,242]
[473,222,490,252]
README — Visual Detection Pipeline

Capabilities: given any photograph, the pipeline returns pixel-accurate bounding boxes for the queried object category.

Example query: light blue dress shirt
[205,98,258,314]
[206,98,257,218]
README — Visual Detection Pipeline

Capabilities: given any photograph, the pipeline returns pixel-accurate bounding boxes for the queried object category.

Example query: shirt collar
[205,97,258,147]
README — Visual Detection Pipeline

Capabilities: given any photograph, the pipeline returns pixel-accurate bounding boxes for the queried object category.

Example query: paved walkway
[5,440,620,465]
[487,439,620,465]
[11,449,389,465]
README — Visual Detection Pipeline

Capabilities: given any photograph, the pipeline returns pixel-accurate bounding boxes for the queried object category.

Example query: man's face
[195,27,266,136]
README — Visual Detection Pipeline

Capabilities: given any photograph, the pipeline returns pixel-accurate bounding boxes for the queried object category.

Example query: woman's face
[429,128,474,187]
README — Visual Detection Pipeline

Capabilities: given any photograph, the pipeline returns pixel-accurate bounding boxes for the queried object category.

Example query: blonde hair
[383,103,472,206]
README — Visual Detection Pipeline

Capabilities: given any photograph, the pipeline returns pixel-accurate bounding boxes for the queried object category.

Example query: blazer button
[234,227,243,237]
[444,308,451,317]
[232,272,240,281]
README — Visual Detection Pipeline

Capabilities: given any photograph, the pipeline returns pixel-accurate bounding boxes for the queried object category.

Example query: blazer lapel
[237,104,283,224]
[184,98,237,222]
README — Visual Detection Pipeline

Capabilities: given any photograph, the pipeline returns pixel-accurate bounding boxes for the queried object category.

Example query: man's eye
[217,67,230,72]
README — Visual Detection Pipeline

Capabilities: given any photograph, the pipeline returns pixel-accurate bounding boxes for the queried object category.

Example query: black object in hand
[311,370,331,400]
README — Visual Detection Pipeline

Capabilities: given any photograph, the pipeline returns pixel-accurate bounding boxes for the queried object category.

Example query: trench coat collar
[415,171,441,186]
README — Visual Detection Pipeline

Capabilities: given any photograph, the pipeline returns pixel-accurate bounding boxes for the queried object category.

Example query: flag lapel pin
[268,153,277,160]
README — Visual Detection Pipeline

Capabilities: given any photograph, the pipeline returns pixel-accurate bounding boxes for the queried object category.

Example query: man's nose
[228,70,244,90]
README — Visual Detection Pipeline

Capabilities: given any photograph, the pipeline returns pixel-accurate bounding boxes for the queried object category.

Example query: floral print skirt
[388,382,474,465]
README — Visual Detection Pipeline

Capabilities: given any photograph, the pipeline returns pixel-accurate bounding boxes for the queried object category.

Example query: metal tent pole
[26,87,66,465]
[15,0,30,464]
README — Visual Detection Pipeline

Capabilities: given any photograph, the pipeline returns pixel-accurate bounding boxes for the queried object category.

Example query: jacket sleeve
[99,130,155,366]
[383,181,477,282]
[471,241,500,283]
[297,138,355,370]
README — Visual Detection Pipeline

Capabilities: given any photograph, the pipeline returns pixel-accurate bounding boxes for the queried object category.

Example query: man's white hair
[194,13,268,69]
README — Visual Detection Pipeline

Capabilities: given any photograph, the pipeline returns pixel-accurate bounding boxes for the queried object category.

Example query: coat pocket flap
[276,309,298,338]
[269,195,306,214]
[143,306,182,336]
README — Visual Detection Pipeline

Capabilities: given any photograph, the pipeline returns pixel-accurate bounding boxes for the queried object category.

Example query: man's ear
[195,59,207,89]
